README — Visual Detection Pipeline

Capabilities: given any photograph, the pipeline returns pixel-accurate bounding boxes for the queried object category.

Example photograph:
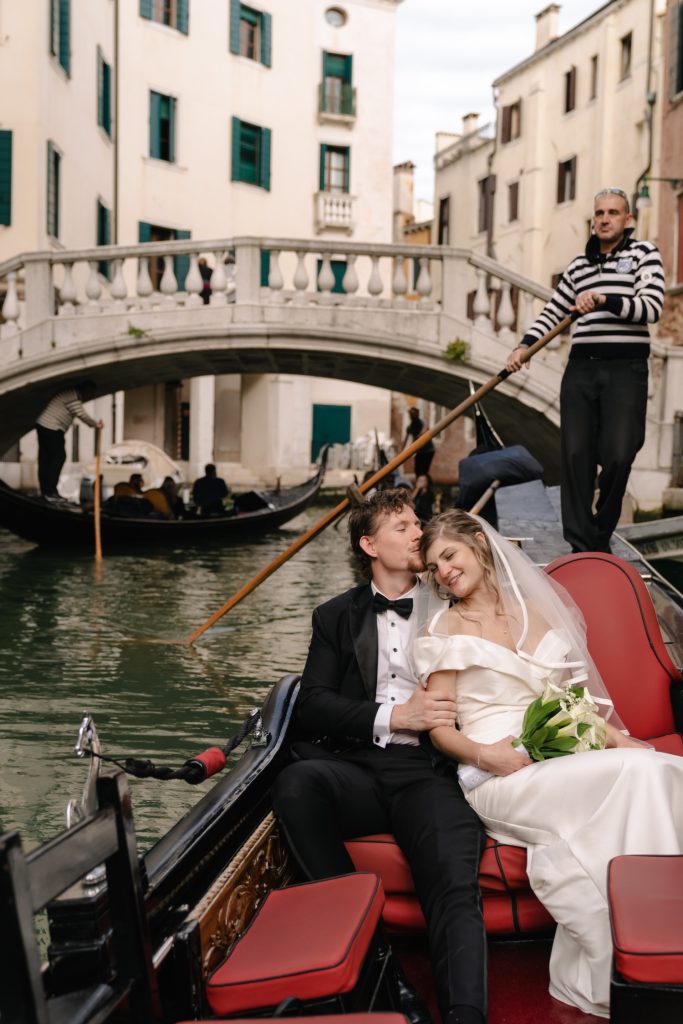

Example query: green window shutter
[229,0,241,54]
[177,0,189,34]
[97,200,111,277]
[261,11,272,67]
[138,221,153,243]
[59,0,70,75]
[0,130,12,226]
[231,116,241,180]
[46,141,59,237]
[319,144,327,191]
[140,0,153,19]
[174,228,191,290]
[168,96,176,162]
[324,53,351,81]
[259,126,271,190]
[150,91,161,158]
[102,60,112,136]
[97,48,104,127]
[344,148,350,193]
[260,249,270,287]
[50,0,58,56]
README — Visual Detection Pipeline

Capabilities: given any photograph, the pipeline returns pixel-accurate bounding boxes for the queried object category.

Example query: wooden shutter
[259,126,271,190]
[501,105,511,144]
[670,3,683,98]
[168,96,176,163]
[229,0,241,54]
[570,157,577,200]
[47,141,59,237]
[174,229,191,290]
[139,0,153,19]
[138,221,152,243]
[177,0,189,34]
[59,0,70,75]
[261,11,272,67]
[0,130,12,226]
[150,91,161,158]
[343,146,350,193]
[231,116,241,180]
[260,249,270,287]
[102,60,111,135]
[319,143,327,191]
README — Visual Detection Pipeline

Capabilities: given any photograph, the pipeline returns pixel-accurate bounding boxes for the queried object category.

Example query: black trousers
[272,745,487,1019]
[36,425,67,497]
[560,358,648,552]
[414,449,435,477]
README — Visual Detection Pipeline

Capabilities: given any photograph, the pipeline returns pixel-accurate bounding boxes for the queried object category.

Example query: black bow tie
[372,593,413,619]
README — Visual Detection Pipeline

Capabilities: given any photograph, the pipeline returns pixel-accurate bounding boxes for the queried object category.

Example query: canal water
[0,501,358,853]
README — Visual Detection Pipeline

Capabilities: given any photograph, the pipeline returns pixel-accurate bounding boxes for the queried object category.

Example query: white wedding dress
[413,624,683,1019]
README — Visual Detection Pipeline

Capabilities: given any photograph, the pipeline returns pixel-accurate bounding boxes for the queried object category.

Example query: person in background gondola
[192,463,229,515]
[412,473,434,522]
[402,406,435,478]
[35,383,103,500]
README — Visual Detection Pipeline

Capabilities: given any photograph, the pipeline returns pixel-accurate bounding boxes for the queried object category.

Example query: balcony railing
[318,80,356,120]
[315,192,356,233]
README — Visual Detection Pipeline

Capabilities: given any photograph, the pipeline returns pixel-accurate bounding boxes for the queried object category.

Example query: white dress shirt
[371,579,422,748]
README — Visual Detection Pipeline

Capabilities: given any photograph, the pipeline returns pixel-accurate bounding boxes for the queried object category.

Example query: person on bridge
[505,187,664,553]
[35,383,103,500]
[402,406,435,478]
[192,463,229,515]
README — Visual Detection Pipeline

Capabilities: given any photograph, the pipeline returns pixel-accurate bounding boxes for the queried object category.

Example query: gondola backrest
[545,553,682,745]
[0,772,160,1024]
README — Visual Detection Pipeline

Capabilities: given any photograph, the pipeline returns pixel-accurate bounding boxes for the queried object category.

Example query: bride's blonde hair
[419,509,500,604]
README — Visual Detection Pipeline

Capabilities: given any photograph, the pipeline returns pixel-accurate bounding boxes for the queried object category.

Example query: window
[47,141,61,238]
[97,199,111,278]
[325,7,347,27]
[321,52,355,116]
[150,91,176,162]
[670,3,683,98]
[319,144,350,193]
[557,157,577,204]
[232,117,271,189]
[138,222,191,289]
[139,0,189,34]
[500,100,522,143]
[508,181,519,222]
[477,176,495,234]
[677,194,683,283]
[229,0,272,67]
[564,66,577,112]
[620,32,632,80]
[437,196,450,245]
[0,130,12,226]
[590,54,599,99]
[50,0,71,75]
[97,47,112,137]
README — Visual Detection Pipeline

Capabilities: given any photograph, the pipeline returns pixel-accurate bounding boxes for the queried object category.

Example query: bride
[413,509,683,1019]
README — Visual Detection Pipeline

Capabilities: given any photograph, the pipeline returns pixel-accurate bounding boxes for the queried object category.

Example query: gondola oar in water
[94,426,102,563]
[183,316,573,644]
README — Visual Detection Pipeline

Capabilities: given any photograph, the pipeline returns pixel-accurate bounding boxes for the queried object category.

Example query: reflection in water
[0,504,358,851]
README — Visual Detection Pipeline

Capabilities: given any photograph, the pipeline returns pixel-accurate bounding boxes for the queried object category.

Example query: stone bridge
[0,236,680,501]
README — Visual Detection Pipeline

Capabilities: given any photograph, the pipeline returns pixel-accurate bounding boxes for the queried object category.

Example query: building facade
[0,0,403,486]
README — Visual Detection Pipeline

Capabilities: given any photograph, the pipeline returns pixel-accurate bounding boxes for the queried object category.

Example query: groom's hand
[390,688,457,732]
[479,737,533,776]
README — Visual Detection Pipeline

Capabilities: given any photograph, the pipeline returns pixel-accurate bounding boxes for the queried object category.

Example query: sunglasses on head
[594,187,630,212]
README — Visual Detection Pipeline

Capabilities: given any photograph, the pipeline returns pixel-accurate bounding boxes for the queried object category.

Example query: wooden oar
[184,317,571,644]
[94,427,102,563]
[469,479,501,515]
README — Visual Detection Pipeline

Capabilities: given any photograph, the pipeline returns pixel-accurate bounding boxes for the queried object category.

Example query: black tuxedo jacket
[297,584,382,745]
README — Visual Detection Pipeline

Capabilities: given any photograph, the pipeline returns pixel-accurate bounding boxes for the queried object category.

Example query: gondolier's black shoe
[394,962,433,1024]
[445,1005,484,1024]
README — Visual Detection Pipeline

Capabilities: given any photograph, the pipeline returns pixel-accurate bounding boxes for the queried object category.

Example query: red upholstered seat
[181,1017,409,1024]
[346,555,683,941]
[609,855,683,984]
[206,873,384,1016]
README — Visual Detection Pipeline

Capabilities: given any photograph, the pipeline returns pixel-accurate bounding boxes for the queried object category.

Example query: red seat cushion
[206,873,384,1015]
[182,1017,409,1024]
[609,855,683,984]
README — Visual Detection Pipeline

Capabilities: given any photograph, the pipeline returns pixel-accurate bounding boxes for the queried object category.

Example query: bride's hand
[478,737,533,776]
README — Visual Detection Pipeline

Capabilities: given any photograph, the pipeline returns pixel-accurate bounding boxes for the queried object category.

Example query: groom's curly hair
[348,488,415,577]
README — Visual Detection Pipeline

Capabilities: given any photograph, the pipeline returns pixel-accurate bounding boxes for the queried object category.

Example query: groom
[272,489,487,1024]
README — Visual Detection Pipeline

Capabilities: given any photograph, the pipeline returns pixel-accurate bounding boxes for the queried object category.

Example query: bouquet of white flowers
[511,680,607,761]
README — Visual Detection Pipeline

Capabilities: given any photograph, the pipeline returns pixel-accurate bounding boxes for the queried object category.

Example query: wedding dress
[413,623,683,1018]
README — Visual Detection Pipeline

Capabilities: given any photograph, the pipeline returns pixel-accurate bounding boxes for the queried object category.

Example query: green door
[311,404,351,461]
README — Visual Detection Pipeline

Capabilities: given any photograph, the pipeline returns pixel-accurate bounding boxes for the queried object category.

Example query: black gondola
[0,454,327,548]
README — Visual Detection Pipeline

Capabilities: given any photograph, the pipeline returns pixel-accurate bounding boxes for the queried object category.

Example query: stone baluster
[496,280,516,342]
[111,259,128,310]
[415,257,432,301]
[85,262,102,307]
[160,255,178,307]
[318,253,335,302]
[1,271,20,337]
[392,257,408,301]
[209,252,228,306]
[292,251,309,304]
[185,253,203,308]
[267,250,284,302]
[136,257,154,308]
[342,253,359,296]
[367,255,383,300]
[58,262,77,315]
[472,268,491,326]
[522,291,534,334]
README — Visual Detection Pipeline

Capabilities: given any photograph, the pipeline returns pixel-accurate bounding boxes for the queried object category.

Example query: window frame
[319,143,350,194]
[620,32,633,81]
[0,130,12,227]
[556,156,577,205]
[508,181,519,223]
[149,90,177,163]
[500,100,522,144]
[437,195,450,245]
[231,117,271,190]
[97,47,112,138]
[229,0,272,67]
[589,54,599,100]
[669,2,683,98]
[564,66,577,113]
[49,0,71,76]
[477,176,494,235]
[46,140,61,239]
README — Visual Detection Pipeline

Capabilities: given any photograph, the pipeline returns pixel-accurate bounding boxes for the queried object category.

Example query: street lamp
[636,176,683,210]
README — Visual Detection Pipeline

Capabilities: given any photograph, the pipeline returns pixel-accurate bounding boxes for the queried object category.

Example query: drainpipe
[486,87,499,261]
[113,0,120,243]
[634,0,657,220]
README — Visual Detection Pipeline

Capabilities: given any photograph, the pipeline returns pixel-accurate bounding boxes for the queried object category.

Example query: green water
[0,503,358,852]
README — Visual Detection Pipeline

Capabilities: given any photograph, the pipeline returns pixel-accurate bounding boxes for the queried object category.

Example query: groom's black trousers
[272,744,487,1019]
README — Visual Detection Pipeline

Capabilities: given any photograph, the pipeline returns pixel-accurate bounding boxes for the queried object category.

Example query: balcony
[318,80,356,125]
[314,192,356,233]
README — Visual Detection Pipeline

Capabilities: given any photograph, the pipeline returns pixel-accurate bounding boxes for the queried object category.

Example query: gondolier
[506,187,664,553]
[35,383,103,500]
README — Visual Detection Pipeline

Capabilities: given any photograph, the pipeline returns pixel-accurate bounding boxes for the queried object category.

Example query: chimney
[535,4,561,51]
[462,112,479,136]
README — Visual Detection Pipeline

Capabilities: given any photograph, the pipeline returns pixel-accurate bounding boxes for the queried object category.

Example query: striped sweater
[521,231,664,359]
[36,389,97,432]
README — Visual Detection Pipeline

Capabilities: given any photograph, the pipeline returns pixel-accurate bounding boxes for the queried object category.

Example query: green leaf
[545,736,578,752]
[577,722,591,736]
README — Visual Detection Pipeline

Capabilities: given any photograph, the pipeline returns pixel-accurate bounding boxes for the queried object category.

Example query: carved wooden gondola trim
[185,811,292,976]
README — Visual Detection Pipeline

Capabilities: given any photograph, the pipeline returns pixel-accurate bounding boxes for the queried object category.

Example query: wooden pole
[184,318,570,644]
[94,427,102,563]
